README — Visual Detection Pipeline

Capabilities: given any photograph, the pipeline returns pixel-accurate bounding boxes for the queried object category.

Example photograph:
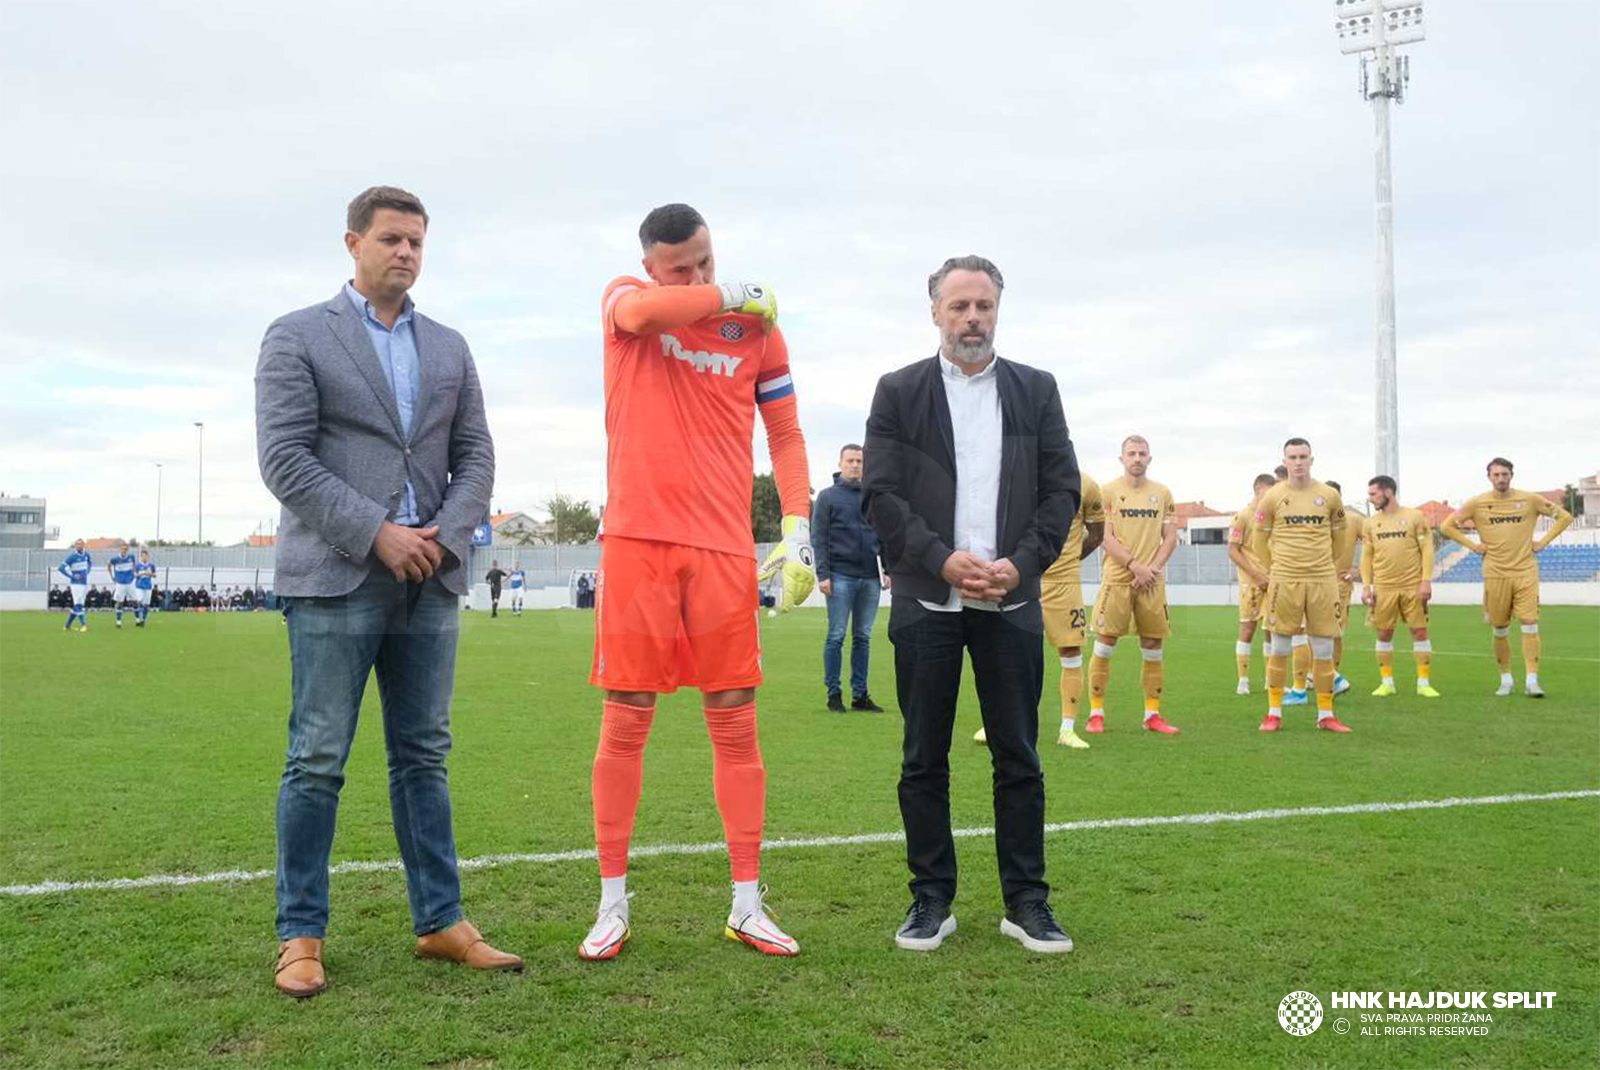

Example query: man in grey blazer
[256,186,521,998]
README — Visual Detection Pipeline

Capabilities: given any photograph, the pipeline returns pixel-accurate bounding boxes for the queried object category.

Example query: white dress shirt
[920,354,1022,613]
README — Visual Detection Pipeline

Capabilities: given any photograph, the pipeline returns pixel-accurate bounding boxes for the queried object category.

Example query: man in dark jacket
[863,255,1080,955]
[811,444,888,712]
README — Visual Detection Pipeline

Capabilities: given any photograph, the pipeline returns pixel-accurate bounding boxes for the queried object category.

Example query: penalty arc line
[2,788,1596,898]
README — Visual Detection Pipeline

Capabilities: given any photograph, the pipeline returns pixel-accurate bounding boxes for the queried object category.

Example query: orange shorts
[590,535,763,694]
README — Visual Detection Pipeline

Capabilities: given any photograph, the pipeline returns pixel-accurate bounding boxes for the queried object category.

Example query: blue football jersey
[510,569,526,588]
[110,554,137,584]
[135,561,157,589]
[59,551,92,584]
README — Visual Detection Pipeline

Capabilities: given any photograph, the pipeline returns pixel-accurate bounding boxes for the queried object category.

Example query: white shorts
[136,587,152,606]
[69,583,87,606]
[114,582,135,603]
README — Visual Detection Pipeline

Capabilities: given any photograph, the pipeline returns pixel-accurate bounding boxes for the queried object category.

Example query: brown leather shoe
[415,920,524,972]
[274,937,327,998]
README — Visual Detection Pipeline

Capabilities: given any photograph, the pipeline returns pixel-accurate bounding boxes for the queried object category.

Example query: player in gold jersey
[1226,473,1276,694]
[976,475,1105,749]
[1087,436,1180,736]
[1250,438,1352,733]
[1325,480,1362,697]
[1440,457,1572,697]
[1359,475,1438,697]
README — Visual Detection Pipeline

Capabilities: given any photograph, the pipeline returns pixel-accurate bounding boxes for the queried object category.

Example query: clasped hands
[940,551,1021,604]
[373,520,445,583]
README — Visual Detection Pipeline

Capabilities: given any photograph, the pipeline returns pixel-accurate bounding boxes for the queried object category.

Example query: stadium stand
[1436,544,1600,583]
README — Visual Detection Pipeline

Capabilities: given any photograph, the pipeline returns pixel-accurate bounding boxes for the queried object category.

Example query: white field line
[3,789,1596,899]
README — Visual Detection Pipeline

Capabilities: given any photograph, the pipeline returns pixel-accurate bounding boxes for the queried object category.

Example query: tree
[544,494,600,544]
[751,472,783,543]
[1564,483,1583,518]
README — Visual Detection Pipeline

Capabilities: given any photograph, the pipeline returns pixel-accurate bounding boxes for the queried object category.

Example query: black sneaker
[1000,898,1074,953]
[851,693,885,712]
[895,896,956,951]
[826,692,846,713]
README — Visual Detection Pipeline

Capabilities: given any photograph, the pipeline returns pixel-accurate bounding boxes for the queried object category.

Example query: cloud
[2,0,1595,545]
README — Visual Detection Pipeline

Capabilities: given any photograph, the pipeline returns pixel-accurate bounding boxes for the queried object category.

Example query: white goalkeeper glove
[757,515,815,614]
[718,281,778,330]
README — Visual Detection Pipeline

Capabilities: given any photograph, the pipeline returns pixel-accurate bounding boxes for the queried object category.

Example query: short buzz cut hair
[1253,472,1276,490]
[639,203,706,250]
[347,185,428,234]
[1370,475,1398,494]
[1487,456,1514,473]
[1121,434,1149,452]
[1325,480,1342,493]
[839,443,863,457]
[1274,464,1289,480]
[928,255,1004,302]
[1284,436,1312,451]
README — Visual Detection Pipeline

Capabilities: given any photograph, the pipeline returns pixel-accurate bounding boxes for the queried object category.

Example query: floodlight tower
[1335,0,1423,482]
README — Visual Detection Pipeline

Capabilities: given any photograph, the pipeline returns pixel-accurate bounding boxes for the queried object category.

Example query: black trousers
[889,596,1048,906]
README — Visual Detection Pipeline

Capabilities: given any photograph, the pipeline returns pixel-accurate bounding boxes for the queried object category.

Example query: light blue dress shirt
[345,281,420,524]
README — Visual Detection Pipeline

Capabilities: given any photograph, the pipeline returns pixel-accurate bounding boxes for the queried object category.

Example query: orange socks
[593,700,767,883]
[592,701,656,878]
[704,702,766,882]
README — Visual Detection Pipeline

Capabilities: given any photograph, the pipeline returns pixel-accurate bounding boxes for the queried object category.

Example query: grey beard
[944,337,994,365]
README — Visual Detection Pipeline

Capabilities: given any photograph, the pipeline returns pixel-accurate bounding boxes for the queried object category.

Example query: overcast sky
[2,0,1595,547]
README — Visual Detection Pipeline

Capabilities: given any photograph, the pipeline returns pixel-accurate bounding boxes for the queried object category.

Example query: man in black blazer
[863,255,1081,954]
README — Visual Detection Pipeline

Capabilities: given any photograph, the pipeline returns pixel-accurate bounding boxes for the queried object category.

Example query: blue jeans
[823,574,881,697]
[276,571,464,939]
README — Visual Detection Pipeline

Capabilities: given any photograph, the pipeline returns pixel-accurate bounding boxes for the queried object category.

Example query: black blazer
[862,354,1081,606]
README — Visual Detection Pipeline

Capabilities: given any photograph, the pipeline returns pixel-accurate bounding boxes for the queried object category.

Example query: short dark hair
[1370,475,1398,494]
[347,185,428,234]
[1487,457,1514,473]
[928,255,1004,302]
[1121,434,1150,452]
[1274,465,1289,480]
[1325,480,1342,493]
[1253,473,1276,491]
[839,443,863,457]
[639,203,706,250]
[1284,437,1311,451]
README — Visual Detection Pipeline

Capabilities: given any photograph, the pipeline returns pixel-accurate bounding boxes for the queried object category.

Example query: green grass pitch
[1,603,1596,1068]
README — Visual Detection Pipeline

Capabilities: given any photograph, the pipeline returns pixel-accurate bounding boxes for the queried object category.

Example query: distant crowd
[47,584,273,612]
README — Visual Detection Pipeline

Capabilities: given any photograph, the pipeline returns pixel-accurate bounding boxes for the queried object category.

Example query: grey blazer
[255,289,495,597]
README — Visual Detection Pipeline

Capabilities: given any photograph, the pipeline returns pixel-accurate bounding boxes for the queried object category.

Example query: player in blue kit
[508,563,526,616]
[134,548,157,627]
[58,539,92,632]
[107,542,137,628]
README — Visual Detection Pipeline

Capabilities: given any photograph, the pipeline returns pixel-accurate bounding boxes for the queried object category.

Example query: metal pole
[1371,38,1400,481]
[155,462,163,543]
[194,422,204,544]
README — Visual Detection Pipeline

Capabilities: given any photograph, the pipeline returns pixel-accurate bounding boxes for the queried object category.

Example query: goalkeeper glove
[757,515,815,613]
[718,281,778,330]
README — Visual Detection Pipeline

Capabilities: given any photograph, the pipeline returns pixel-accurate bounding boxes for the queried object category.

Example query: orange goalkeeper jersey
[601,276,806,560]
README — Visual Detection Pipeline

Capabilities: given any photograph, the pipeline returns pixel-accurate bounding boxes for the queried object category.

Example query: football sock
[1492,628,1511,672]
[705,702,764,883]
[1413,639,1431,686]
[1060,653,1083,731]
[1520,625,1541,676]
[1235,640,1252,681]
[1266,650,1288,713]
[1088,644,1112,714]
[600,874,628,910]
[732,880,761,916]
[1375,639,1396,683]
[1333,636,1343,673]
[1292,636,1311,690]
[1140,647,1163,719]
[1313,658,1336,720]
[592,701,655,879]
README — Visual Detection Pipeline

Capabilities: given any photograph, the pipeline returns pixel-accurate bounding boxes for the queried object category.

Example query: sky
[1,0,1595,547]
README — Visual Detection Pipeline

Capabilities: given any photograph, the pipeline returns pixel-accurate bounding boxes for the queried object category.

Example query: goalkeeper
[581,204,813,962]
